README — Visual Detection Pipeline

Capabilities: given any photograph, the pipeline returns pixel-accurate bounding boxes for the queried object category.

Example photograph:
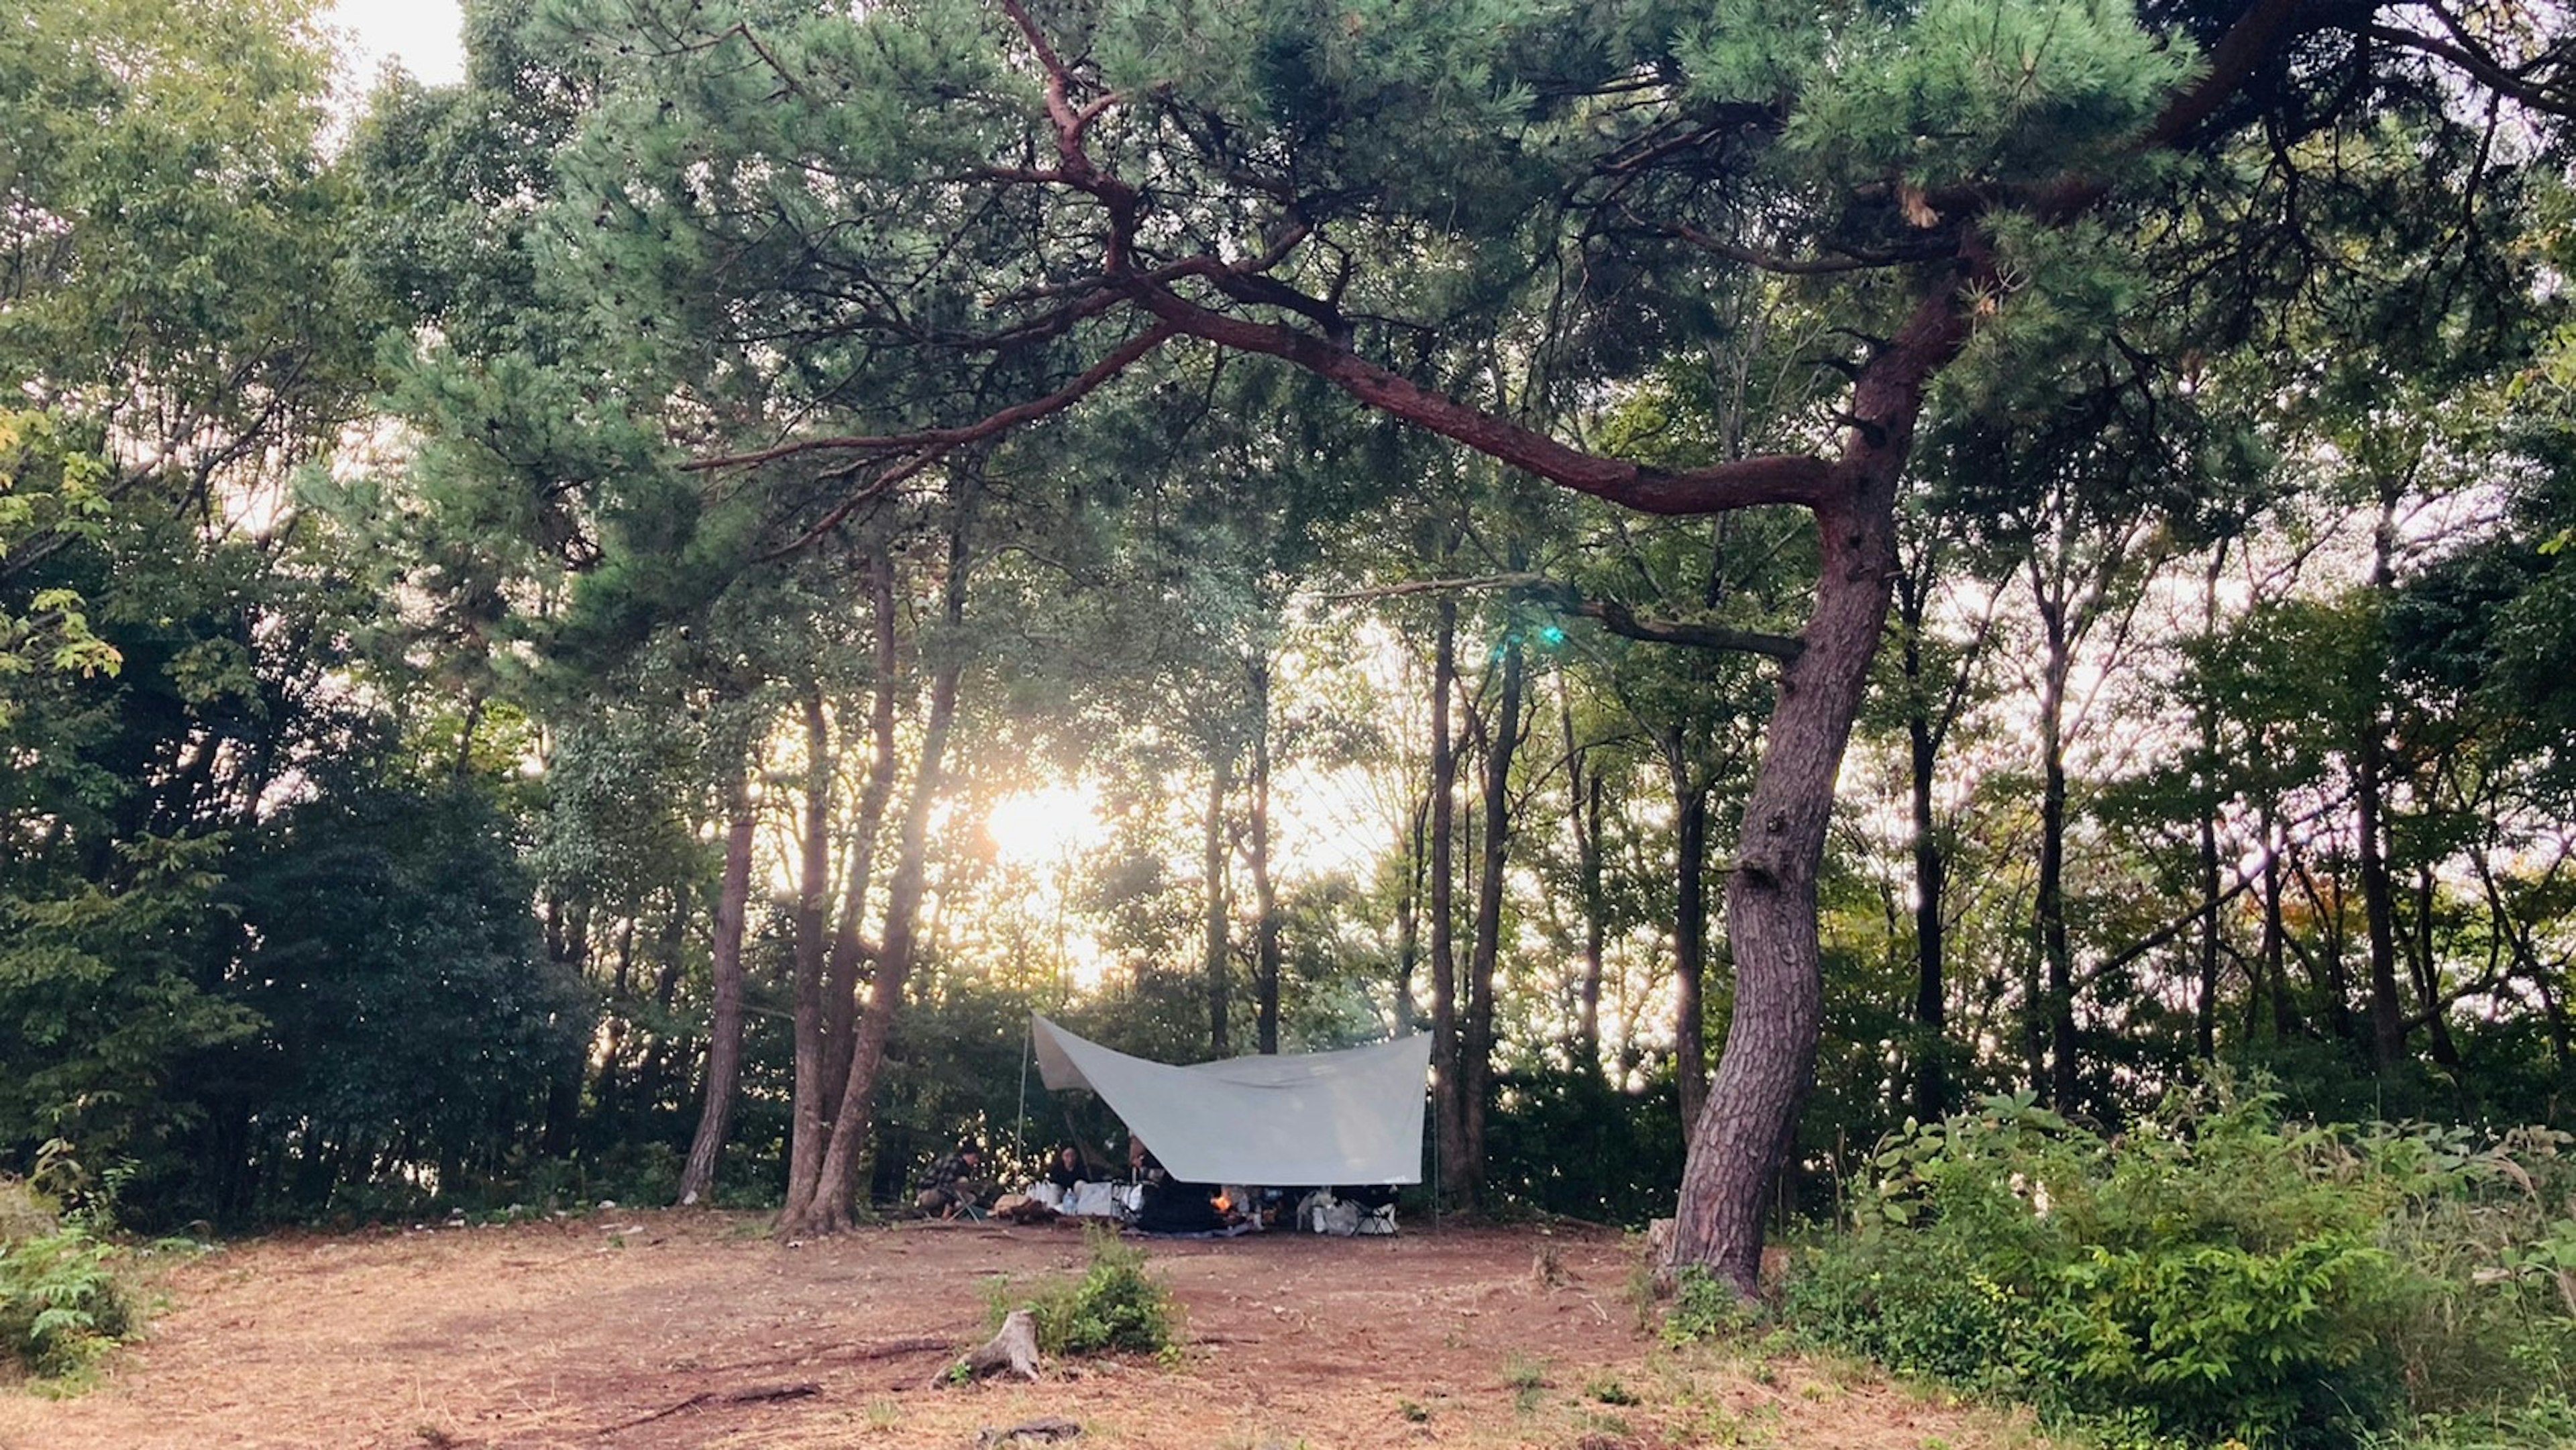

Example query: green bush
[1663,1265,1765,1347]
[987,1225,1177,1358]
[1782,1085,2576,1449]
[0,1178,132,1380]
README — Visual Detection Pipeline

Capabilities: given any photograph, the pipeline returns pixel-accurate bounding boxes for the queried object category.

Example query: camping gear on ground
[1293,1187,1399,1237]
[989,1192,1057,1224]
[1133,1178,1228,1236]
[1059,1181,1127,1218]
[1028,1016,1431,1190]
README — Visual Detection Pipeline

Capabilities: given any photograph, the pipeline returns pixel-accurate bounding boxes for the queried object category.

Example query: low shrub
[1662,1264,1763,1347]
[0,1176,133,1380]
[1781,1084,2576,1449]
[987,1225,1177,1358]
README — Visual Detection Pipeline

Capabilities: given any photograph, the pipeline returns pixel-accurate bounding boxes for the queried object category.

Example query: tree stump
[942,1309,1042,1386]
[1644,1217,1677,1298]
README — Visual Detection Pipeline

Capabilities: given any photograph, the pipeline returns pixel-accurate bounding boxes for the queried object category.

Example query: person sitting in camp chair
[914,1141,987,1220]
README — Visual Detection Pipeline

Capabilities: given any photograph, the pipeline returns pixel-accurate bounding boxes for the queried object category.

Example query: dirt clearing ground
[0,1212,2045,1449]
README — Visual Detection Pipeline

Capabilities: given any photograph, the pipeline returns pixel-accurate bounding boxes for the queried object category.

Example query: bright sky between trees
[327,0,466,89]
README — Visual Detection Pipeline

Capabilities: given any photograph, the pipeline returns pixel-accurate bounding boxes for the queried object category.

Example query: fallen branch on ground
[979,1416,1083,1445]
[594,1381,820,1434]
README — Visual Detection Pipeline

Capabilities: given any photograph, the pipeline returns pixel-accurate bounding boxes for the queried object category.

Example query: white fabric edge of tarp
[1030,1015,1430,1186]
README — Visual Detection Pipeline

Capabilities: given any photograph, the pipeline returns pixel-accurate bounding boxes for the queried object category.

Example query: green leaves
[1794,1086,2576,1447]
[0,411,122,720]
[0,1212,133,1380]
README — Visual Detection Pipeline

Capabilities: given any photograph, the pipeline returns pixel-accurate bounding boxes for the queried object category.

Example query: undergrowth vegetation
[0,1149,135,1382]
[1758,1085,2575,1450]
[983,1225,1179,1359]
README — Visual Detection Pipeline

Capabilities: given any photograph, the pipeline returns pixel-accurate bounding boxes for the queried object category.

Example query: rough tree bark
[677,764,758,1207]
[1666,286,1971,1289]
[784,494,976,1235]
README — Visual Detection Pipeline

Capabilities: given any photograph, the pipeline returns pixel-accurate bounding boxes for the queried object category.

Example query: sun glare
[984,783,1106,868]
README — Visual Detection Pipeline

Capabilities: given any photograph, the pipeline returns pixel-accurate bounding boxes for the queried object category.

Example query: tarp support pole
[1013,1017,1032,1163]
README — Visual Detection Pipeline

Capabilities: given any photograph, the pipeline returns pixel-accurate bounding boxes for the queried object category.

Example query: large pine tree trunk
[677,765,758,1207]
[1463,637,1525,1194]
[1668,287,1964,1295]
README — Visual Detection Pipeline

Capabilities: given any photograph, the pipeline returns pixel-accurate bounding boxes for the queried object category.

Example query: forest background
[3,1,2575,1445]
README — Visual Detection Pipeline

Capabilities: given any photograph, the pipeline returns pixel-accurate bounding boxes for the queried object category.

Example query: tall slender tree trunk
[2410,864,2461,1071]
[789,493,976,1235]
[1668,284,1968,1294]
[782,687,838,1225]
[1428,596,1468,1206]
[2034,601,2077,1108]
[1668,737,1713,1128]
[1893,546,1972,1124]
[2361,482,2406,1075]
[1463,637,1525,1198]
[2538,977,2573,1077]
[2358,737,2405,1070]
[1561,679,1606,1069]
[1907,696,1949,1123]
[633,896,690,1135]
[539,895,589,1158]
[824,552,902,1101]
[2260,807,2295,1038]
[1203,752,1234,1055]
[677,764,758,1207]
[1395,792,1428,1032]
[2194,550,2227,1061]
[1249,660,1282,1054]
[592,916,641,1129]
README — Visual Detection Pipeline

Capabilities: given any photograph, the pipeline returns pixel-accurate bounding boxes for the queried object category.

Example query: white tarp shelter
[1030,1015,1431,1186]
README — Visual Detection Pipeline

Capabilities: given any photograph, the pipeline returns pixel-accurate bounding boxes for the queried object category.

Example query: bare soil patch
[0,1212,2046,1449]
